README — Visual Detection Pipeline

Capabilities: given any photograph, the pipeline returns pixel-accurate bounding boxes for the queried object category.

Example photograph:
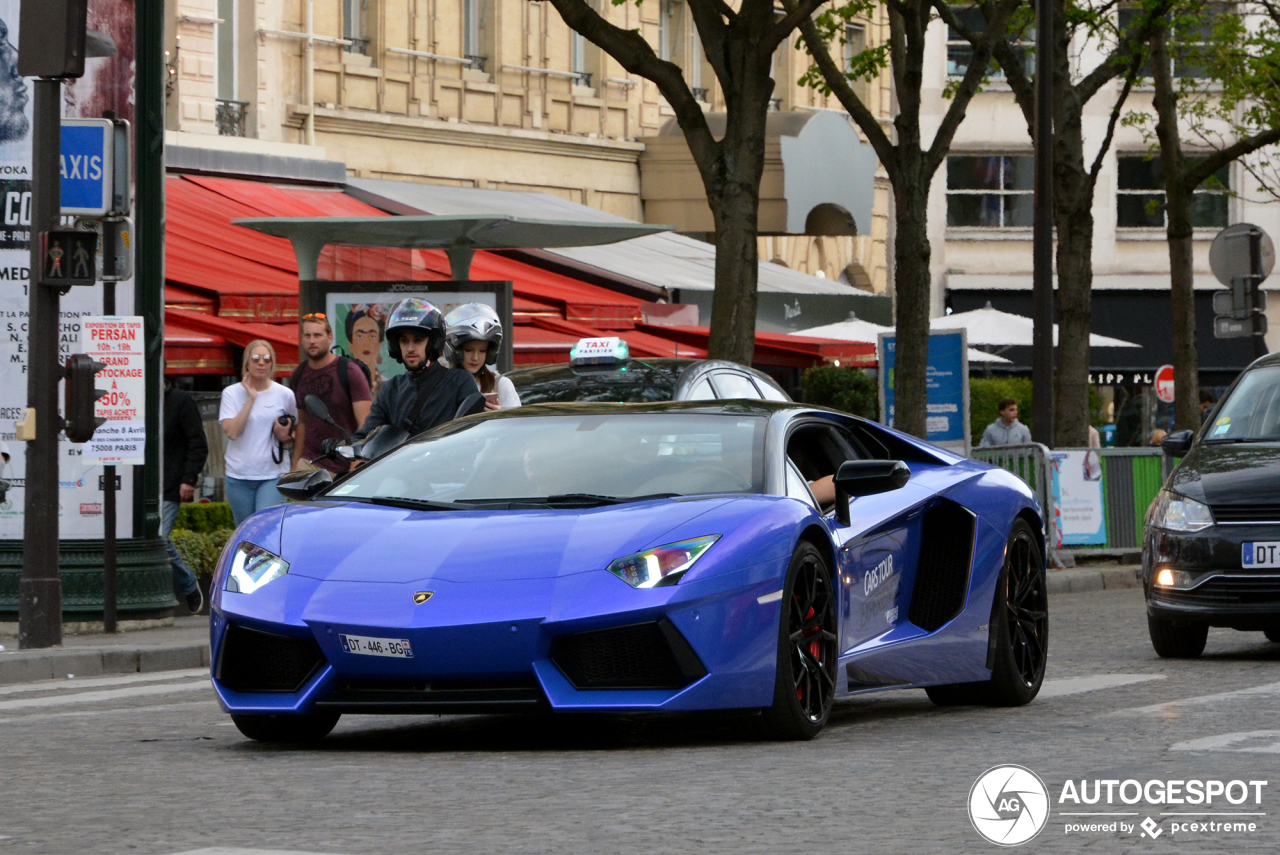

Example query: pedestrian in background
[1199,390,1216,425]
[980,397,1032,447]
[219,340,296,525]
[163,380,208,614]
[442,303,521,411]
[291,313,372,473]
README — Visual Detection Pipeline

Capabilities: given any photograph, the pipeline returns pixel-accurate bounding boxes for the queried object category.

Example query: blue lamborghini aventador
[210,401,1048,742]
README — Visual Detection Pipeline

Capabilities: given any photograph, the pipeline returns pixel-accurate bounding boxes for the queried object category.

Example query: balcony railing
[215,99,249,137]
[345,37,370,55]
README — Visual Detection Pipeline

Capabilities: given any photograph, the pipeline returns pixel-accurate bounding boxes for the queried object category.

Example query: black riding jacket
[353,362,478,440]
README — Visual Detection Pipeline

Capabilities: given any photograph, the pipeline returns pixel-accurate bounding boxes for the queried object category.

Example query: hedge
[800,366,878,418]
[174,502,234,533]
[170,528,234,579]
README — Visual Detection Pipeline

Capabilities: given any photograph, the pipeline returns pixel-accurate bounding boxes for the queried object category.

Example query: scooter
[278,392,484,501]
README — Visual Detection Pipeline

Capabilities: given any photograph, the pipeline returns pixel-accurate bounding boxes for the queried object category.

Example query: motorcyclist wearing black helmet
[351,298,482,441]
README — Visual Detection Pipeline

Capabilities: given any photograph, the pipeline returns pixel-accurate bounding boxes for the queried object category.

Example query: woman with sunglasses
[218,340,297,525]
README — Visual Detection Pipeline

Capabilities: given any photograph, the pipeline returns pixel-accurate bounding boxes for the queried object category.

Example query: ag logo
[969,765,1050,846]
[412,591,434,604]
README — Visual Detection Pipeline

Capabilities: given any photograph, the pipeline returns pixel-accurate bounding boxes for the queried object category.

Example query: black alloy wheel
[761,542,839,740]
[927,519,1048,707]
[231,712,340,743]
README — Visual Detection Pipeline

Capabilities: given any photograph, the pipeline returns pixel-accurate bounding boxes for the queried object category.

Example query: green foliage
[170,528,234,579]
[795,0,889,97]
[970,377,1034,445]
[800,366,879,418]
[174,502,234,533]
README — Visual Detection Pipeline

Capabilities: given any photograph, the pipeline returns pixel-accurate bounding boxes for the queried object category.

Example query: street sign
[1155,365,1175,403]
[38,230,97,287]
[1213,288,1267,319]
[1210,223,1275,286]
[1215,315,1267,339]
[877,330,971,455]
[60,119,115,216]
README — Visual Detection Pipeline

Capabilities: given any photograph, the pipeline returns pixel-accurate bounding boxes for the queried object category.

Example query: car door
[784,417,923,655]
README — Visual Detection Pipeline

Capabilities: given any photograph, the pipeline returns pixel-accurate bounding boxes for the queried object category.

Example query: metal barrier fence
[973,444,1173,552]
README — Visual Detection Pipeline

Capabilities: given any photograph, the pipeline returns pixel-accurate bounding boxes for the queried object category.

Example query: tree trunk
[1151,25,1200,431]
[890,176,932,439]
[706,176,762,365]
[1052,83,1094,447]
[1054,195,1095,446]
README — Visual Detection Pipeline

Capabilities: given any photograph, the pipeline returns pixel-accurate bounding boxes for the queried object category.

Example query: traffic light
[63,354,106,442]
[18,0,90,79]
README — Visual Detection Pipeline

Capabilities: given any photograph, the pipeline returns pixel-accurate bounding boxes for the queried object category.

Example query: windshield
[326,412,766,504]
[510,364,679,405]
[1206,366,1280,441]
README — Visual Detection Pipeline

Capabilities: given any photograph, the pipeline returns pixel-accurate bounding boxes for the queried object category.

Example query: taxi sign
[570,336,630,366]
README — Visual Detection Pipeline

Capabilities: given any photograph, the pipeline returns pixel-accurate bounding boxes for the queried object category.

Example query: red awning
[166,308,299,375]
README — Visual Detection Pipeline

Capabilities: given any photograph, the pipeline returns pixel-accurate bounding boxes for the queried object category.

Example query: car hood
[1171,441,1280,505]
[277,497,737,584]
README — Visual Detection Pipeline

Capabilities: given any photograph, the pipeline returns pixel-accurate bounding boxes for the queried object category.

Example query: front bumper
[1144,524,1280,628]
[209,560,786,717]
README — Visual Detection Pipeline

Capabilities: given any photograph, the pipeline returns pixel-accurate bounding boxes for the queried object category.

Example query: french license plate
[1242,542,1280,568]
[339,634,414,658]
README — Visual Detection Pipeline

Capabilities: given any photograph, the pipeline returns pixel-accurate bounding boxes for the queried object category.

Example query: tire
[1266,628,1280,644]
[925,519,1048,707]
[1148,615,1208,658]
[231,712,340,743]
[760,542,839,740]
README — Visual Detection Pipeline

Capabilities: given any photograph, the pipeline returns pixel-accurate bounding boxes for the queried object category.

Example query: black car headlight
[607,536,719,588]
[225,542,290,594]
[1151,490,1214,533]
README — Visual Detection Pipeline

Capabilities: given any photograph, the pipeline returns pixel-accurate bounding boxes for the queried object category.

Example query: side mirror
[1161,429,1194,457]
[833,460,910,526]
[277,468,333,501]
[456,392,485,420]
[305,394,337,426]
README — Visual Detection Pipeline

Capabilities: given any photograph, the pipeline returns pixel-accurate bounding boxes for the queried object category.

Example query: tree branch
[768,0,831,51]
[1088,68,1137,186]
[1184,128,1280,189]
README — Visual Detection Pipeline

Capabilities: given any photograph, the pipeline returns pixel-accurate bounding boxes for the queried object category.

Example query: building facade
[165,0,893,290]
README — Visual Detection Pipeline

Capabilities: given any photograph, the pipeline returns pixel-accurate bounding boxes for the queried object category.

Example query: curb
[0,643,210,686]
[1047,565,1142,595]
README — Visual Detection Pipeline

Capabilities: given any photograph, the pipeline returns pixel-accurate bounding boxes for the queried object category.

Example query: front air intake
[217,624,326,693]
[550,619,707,690]
[908,500,976,632]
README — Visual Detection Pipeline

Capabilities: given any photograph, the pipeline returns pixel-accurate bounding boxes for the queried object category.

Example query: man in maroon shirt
[291,313,373,473]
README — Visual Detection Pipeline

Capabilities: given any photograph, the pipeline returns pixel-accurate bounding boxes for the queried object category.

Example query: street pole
[103,273,117,634]
[1249,228,1268,359]
[19,78,64,649]
[1032,0,1055,448]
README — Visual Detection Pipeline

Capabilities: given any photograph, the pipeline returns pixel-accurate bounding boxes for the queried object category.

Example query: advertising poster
[877,330,970,454]
[0,0,137,539]
[1051,449,1108,546]
[325,290,496,399]
[80,315,145,465]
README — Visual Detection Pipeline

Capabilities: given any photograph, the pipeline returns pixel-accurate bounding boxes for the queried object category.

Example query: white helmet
[443,303,503,366]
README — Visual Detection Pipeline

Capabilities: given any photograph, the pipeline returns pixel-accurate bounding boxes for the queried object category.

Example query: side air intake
[550,619,707,690]
[217,624,326,693]
[908,500,976,632]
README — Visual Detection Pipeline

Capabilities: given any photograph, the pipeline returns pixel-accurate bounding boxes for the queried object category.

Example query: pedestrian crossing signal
[38,229,97,288]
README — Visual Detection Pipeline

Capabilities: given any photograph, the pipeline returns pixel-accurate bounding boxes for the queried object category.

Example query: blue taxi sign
[61,119,114,216]
[570,336,630,366]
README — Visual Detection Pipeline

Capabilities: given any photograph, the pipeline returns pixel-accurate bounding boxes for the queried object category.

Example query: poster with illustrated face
[0,0,138,539]
[325,291,497,399]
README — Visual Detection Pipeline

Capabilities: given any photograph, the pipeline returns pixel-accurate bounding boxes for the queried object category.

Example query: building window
[216,0,236,101]
[1119,5,1225,80]
[1116,155,1229,228]
[343,0,369,55]
[659,0,684,65]
[843,23,870,103]
[946,6,1034,79]
[463,0,488,69]
[947,155,1035,228]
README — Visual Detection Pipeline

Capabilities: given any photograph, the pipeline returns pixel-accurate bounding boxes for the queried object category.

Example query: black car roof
[467,399,797,420]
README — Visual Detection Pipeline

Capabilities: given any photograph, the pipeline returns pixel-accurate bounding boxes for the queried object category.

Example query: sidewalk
[0,615,209,686]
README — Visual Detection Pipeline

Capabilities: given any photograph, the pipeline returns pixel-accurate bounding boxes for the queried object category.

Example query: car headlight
[1151,490,1214,532]
[225,542,290,594]
[1154,567,1195,588]
[607,536,720,588]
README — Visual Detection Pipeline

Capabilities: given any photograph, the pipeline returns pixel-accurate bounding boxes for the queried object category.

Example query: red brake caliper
[798,605,818,700]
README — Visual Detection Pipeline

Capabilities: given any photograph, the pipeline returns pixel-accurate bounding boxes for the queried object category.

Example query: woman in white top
[442,303,521,410]
[219,340,297,525]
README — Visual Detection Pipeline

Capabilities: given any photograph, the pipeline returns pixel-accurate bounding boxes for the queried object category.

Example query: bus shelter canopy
[231,215,672,281]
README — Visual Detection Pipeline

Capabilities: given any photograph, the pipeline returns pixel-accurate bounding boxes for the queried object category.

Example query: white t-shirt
[495,374,521,409]
[219,381,298,480]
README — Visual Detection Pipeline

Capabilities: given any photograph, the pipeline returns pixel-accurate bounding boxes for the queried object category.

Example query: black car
[1144,354,1280,657]
[508,355,791,405]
